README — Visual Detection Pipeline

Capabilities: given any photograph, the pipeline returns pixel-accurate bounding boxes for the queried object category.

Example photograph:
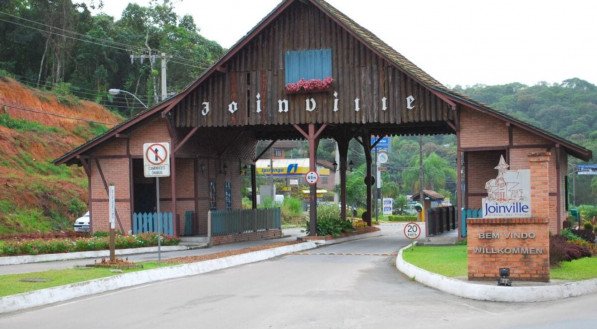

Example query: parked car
[73,211,90,232]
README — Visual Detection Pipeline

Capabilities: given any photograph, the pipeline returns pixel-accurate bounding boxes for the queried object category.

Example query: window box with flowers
[285,77,334,94]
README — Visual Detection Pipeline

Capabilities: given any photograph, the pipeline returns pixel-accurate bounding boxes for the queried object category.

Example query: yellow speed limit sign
[404,222,421,239]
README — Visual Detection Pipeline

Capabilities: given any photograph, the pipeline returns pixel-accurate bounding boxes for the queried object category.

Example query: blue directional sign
[370,136,390,152]
[578,164,597,175]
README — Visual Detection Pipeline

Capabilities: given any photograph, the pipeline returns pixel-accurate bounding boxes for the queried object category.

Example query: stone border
[395,243,597,302]
[0,246,189,266]
[0,242,317,314]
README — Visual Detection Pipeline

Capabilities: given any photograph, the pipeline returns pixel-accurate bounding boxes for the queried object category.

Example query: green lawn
[402,245,468,277]
[550,257,597,281]
[0,262,168,297]
[402,245,597,281]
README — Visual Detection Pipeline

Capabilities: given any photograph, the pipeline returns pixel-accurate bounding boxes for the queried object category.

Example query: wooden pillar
[170,154,178,236]
[294,123,326,235]
[362,132,373,226]
[335,136,349,220]
[251,164,257,209]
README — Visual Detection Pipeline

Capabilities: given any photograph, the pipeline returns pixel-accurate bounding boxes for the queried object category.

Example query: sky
[98,0,597,87]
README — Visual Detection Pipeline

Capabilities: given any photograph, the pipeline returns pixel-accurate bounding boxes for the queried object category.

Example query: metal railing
[132,212,174,235]
[460,208,482,238]
[209,208,281,237]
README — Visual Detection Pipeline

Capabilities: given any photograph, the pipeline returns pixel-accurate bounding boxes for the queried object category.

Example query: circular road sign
[377,151,388,164]
[305,171,319,185]
[145,143,168,165]
[404,222,421,239]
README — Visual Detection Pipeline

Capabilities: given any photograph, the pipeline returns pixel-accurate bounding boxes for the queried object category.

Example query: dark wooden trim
[93,158,125,232]
[127,139,133,229]
[459,146,508,152]
[174,126,199,153]
[456,108,462,235]
[430,89,456,110]
[93,155,129,159]
[253,139,277,162]
[510,144,553,149]
[555,144,561,233]
[549,192,558,197]
[251,164,257,209]
[464,151,469,209]
[115,133,129,139]
[467,192,488,197]
[91,198,131,202]
[218,130,245,157]
[160,197,195,202]
[194,158,199,234]
[88,159,93,233]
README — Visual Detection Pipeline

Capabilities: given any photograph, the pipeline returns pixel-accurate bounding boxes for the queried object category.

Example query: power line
[0,11,206,68]
[1,102,119,127]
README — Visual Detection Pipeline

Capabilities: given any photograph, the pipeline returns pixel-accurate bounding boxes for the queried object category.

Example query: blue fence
[132,212,174,235]
[211,208,281,237]
[460,208,482,238]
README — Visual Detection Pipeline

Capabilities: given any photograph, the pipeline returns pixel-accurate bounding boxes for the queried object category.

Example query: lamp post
[108,88,148,117]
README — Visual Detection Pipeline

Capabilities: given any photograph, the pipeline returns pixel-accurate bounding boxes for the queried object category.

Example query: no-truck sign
[143,142,170,177]
[404,222,421,240]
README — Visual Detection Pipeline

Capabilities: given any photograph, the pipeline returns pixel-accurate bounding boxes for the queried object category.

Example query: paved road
[1,227,595,328]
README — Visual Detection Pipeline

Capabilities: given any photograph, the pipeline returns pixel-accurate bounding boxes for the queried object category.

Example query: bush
[387,215,418,222]
[550,235,592,266]
[0,232,179,256]
[583,222,594,231]
[571,229,596,244]
[569,240,597,256]
[304,204,353,237]
[561,228,582,241]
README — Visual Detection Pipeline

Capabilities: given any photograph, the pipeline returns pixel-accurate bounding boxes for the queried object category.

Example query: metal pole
[156,177,161,263]
[375,147,379,222]
[161,52,168,101]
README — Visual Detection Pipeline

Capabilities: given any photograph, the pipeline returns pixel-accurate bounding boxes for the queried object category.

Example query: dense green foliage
[0,0,224,117]
[0,232,180,255]
[305,204,353,237]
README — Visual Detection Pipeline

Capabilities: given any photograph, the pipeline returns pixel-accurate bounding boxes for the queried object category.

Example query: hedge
[0,233,180,256]
[387,215,418,222]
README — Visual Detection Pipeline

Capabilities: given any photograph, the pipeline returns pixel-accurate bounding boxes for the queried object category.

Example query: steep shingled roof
[55,0,592,165]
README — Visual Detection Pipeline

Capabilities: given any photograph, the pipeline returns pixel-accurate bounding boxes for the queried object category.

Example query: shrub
[282,197,303,217]
[570,229,595,244]
[304,204,353,237]
[583,222,594,231]
[387,215,418,222]
[550,235,592,266]
[0,232,179,256]
[561,228,582,241]
[570,240,597,256]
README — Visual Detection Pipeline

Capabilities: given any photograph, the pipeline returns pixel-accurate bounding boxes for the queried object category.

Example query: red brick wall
[460,107,508,148]
[459,107,564,233]
[467,218,549,281]
[89,157,131,233]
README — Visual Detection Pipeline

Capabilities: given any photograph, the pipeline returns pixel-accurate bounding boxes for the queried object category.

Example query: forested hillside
[0,0,224,118]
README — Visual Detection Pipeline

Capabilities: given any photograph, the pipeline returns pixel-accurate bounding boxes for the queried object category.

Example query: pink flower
[285,77,333,94]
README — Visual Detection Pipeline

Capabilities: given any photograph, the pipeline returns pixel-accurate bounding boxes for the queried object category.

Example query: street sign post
[143,142,171,263]
[305,171,319,185]
[108,185,116,262]
[404,222,421,240]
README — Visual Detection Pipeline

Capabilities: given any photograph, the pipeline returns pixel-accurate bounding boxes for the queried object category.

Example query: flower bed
[0,233,180,256]
[285,77,333,94]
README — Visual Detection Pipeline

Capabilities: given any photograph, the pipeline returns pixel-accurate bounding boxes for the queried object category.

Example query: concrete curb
[0,246,189,266]
[0,241,317,314]
[395,243,597,302]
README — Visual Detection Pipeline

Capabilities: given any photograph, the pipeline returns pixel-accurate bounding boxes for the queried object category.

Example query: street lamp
[108,88,148,117]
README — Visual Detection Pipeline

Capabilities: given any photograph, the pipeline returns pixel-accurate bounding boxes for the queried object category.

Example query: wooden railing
[426,206,457,236]
[209,208,281,237]
[132,212,174,235]
[460,208,482,238]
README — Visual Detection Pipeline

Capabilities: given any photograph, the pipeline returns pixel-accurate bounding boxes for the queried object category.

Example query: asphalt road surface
[1,230,595,329]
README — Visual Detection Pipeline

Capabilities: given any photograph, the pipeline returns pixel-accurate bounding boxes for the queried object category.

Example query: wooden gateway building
[56,0,591,240]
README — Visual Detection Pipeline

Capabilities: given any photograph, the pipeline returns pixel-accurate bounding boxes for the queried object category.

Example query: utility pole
[130,52,171,103]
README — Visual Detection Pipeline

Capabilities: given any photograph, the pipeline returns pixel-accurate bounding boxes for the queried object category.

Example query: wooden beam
[174,127,199,154]
[253,139,278,162]
[218,130,245,157]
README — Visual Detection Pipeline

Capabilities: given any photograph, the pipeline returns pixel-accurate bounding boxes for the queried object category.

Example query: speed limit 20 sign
[403,222,421,240]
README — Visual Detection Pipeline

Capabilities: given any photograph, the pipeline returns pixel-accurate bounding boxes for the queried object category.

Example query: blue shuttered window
[285,49,332,84]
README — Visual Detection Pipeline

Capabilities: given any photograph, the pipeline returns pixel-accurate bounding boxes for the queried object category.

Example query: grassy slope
[0,77,122,234]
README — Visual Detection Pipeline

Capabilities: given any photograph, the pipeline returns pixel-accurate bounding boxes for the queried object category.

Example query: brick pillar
[528,152,551,220]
